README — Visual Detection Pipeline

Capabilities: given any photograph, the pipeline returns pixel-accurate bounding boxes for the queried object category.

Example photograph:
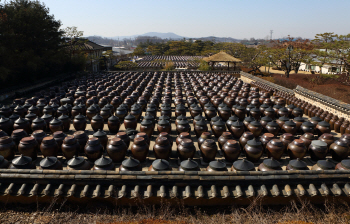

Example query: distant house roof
[203,51,241,62]
[64,38,105,51]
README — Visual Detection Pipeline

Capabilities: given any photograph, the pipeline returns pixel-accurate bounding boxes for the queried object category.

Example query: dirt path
[259,66,312,75]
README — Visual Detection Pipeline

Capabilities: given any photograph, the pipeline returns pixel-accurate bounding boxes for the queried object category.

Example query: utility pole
[270,30,273,40]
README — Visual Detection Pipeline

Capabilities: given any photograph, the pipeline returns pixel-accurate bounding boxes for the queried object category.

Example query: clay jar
[318,133,335,149]
[316,121,331,137]
[0,136,16,160]
[93,129,108,149]
[9,155,36,169]
[330,140,349,161]
[258,158,282,171]
[260,133,275,151]
[335,159,350,170]
[222,140,241,162]
[0,117,13,135]
[280,133,294,152]
[232,159,255,171]
[73,114,87,131]
[14,118,31,134]
[312,159,335,171]
[234,106,246,120]
[49,118,63,133]
[300,133,315,149]
[31,117,46,132]
[67,156,91,170]
[212,120,226,138]
[230,121,245,139]
[139,120,153,138]
[218,132,234,150]
[301,121,315,134]
[266,139,285,160]
[197,132,211,148]
[91,115,104,132]
[61,136,80,160]
[309,140,328,161]
[260,116,272,129]
[40,136,59,157]
[11,129,28,147]
[84,137,103,161]
[159,132,173,147]
[58,115,71,132]
[86,106,98,121]
[18,137,38,160]
[116,132,130,149]
[244,139,263,163]
[73,131,88,153]
[265,121,280,136]
[207,160,228,172]
[179,158,200,171]
[205,106,217,121]
[93,155,115,171]
[157,119,171,134]
[131,137,149,162]
[106,137,127,162]
[53,131,66,150]
[176,119,191,134]
[177,138,196,160]
[200,139,218,162]
[276,116,289,129]
[288,139,307,159]
[153,136,172,160]
[40,156,63,170]
[194,119,208,138]
[247,121,262,137]
[282,120,297,135]
[239,132,255,149]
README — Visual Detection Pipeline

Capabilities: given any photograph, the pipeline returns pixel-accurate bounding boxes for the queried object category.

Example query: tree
[114,61,137,70]
[312,32,337,74]
[0,0,65,86]
[241,45,269,74]
[63,26,84,58]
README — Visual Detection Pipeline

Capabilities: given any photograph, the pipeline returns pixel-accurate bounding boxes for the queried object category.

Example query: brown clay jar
[58,115,71,132]
[260,133,275,151]
[265,121,280,136]
[266,139,285,160]
[31,117,46,132]
[301,121,315,134]
[230,121,245,139]
[288,139,307,159]
[131,137,149,162]
[157,119,171,134]
[282,120,297,135]
[73,131,88,153]
[116,132,130,149]
[247,121,262,138]
[334,118,344,133]
[176,119,191,134]
[330,140,349,161]
[280,133,294,152]
[91,115,104,132]
[244,139,263,163]
[212,120,227,138]
[218,132,234,150]
[197,132,211,148]
[335,159,350,170]
[340,120,349,135]
[73,114,87,131]
[177,138,196,160]
[31,130,46,147]
[318,133,335,149]
[316,121,331,137]
[18,137,38,160]
[106,137,127,162]
[93,155,115,171]
[61,136,80,160]
[9,155,36,169]
[222,140,241,162]
[139,120,153,138]
[309,140,328,161]
[14,118,31,134]
[93,129,108,150]
[153,136,171,160]
[53,131,66,150]
[194,119,208,138]
[0,136,16,160]
[124,114,137,130]
[200,139,218,162]
[299,132,315,149]
[84,137,103,162]
[239,132,255,149]
[40,136,59,157]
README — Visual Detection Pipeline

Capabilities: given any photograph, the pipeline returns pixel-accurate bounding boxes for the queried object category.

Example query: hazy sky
[41,0,350,39]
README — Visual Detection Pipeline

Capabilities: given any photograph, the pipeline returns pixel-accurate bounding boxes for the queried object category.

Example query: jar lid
[279,107,288,112]
[203,138,216,146]
[15,117,28,125]
[244,116,255,123]
[158,119,169,125]
[25,113,37,119]
[53,131,66,138]
[41,114,52,119]
[93,129,107,138]
[152,159,170,171]
[67,156,85,167]
[92,114,103,121]
[228,115,239,122]
[194,114,205,121]
[131,104,141,110]
[265,107,274,112]
[267,121,279,127]
[317,121,330,127]
[261,116,272,122]
[20,136,36,144]
[40,156,58,168]
[206,106,216,111]
[262,158,281,169]
[278,116,289,122]
[176,104,186,109]
[95,155,113,167]
[181,138,194,147]
[143,114,155,120]
[247,139,262,147]
[293,107,302,112]
[42,136,55,144]
[58,114,69,120]
[232,159,255,171]
[288,104,296,109]
[273,105,282,109]
[284,121,296,126]
[177,120,189,125]
[57,106,67,111]
[50,118,62,125]
[176,115,187,120]
[72,105,81,110]
[74,114,86,120]
[302,121,314,127]
[209,160,227,171]
[122,157,140,169]
[311,117,322,122]
[180,158,199,171]
[0,117,10,124]
[211,116,220,122]
[12,154,32,166]
[196,119,207,126]
[140,119,152,126]
[289,158,308,170]
[294,117,305,122]
[270,139,283,146]
[341,159,350,169]
[159,115,171,121]
[9,114,19,120]
[316,159,335,170]
[260,104,269,109]
[250,107,260,113]
[311,140,327,148]
[249,121,261,127]
[220,105,231,111]
[213,120,226,127]
[146,107,155,112]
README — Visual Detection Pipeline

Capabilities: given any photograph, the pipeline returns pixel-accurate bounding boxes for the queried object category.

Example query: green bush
[198,60,211,71]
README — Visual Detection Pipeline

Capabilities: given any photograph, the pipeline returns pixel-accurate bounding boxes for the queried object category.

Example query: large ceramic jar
[58,115,71,132]
[194,119,208,138]
[309,140,328,161]
[14,118,31,134]
[299,132,315,149]
[91,115,104,132]
[53,131,66,149]
[177,138,196,160]
[11,129,28,146]
[293,117,305,133]
[176,120,191,134]
[73,114,87,131]
[139,120,153,138]
[239,132,254,149]
[263,107,275,120]
[316,121,331,137]
[276,116,289,129]
[247,121,262,137]
[93,129,108,150]
[40,136,59,157]
[18,136,38,160]
[40,156,63,170]
[73,131,88,153]
[260,116,272,129]
[116,132,130,148]
[288,139,307,159]
[31,130,46,146]
[218,132,234,150]
[0,136,16,160]
[265,121,280,136]
[231,159,255,172]
[157,119,171,134]
[244,139,263,162]
[282,120,297,135]
[330,140,349,161]
[93,155,115,171]
[266,139,284,160]
[67,156,91,170]
[318,133,335,149]
[292,107,303,118]
[31,117,46,132]
[61,136,80,160]
[106,137,127,162]
[286,158,309,170]
[226,115,239,130]
[86,106,98,121]
[335,159,350,170]
[153,136,171,160]
[222,140,241,162]
[131,137,149,162]
[260,133,275,151]
[8,155,36,169]
[280,133,294,151]
[212,120,226,138]
[84,137,103,162]
[107,115,121,134]
[258,158,282,171]
[230,120,245,139]
[41,114,53,132]
[301,121,315,134]
[218,105,232,121]
[200,139,217,162]
[205,106,217,121]
[49,118,63,133]
[340,134,350,146]
[197,132,211,148]
[234,106,246,121]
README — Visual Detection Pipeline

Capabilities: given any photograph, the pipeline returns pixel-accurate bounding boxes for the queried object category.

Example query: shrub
[198,60,212,71]
[164,62,175,71]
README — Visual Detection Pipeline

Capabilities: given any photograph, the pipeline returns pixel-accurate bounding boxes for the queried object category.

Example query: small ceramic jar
[177,138,196,160]
[330,140,349,161]
[116,132,130,149]
[258,158,282,171]
[288,139,307,159]
[73,114,87,131]
[18,137,38,160]
[222,140,241,162]
[231,159,255,171]
[84,137,103,162]
[309,140,328,161]
[200,139,218,162]
[266,139,285,160]
[40,136,59,157]
[153,136,171,160]
[286,158,309,170]
[131,137,149,162]
[61,136,80,160]
[244,139,263,163]
[40,156,63,170]
[67,156,91,170]
[93,155,115,171]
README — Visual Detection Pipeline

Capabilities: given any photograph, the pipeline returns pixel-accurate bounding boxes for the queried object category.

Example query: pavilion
[203,51,242,70]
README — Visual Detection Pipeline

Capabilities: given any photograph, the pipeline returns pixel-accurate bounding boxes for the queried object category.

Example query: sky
[40,0,350,40]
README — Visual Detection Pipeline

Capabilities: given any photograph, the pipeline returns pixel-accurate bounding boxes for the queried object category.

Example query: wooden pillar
[228,61,229,71]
